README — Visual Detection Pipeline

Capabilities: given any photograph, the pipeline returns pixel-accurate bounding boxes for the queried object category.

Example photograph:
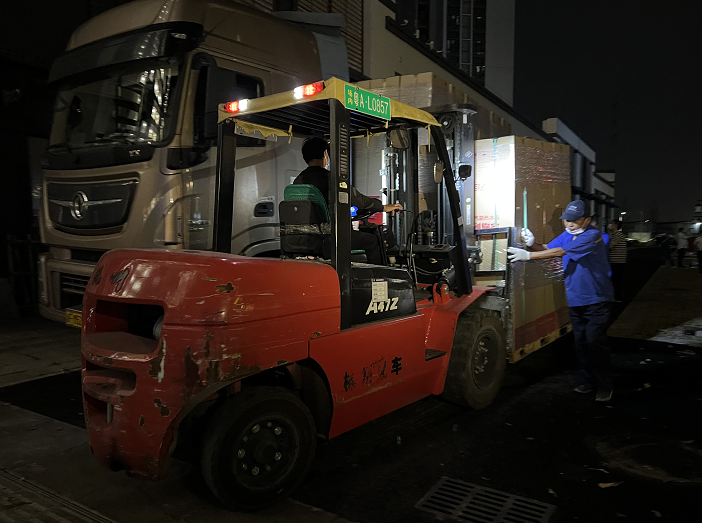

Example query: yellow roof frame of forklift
[217,77,440,141]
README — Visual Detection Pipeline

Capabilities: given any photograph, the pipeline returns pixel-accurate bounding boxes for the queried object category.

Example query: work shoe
[595,389,613,402]
[573,384,594,394]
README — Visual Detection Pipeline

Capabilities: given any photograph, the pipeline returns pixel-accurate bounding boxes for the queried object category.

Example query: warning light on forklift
[224,99,249,113]
[294,82,324,99]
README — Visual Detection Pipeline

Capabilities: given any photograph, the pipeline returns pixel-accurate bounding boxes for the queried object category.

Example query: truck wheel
[443,309,507,409]
[200,386,315,511]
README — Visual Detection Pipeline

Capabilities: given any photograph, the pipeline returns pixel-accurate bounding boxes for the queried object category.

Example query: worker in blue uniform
[507,200,615,402]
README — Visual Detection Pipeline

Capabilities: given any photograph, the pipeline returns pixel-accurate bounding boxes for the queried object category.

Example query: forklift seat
[283,184,330,221]
[279,184,367,261]
[280,184,330,258]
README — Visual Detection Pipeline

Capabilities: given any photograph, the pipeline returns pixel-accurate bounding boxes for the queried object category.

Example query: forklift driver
[294,137,402,265]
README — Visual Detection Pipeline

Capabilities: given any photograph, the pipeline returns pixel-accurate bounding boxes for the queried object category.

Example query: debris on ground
[548,488,557,497]
[651,510,662,517]
[598,482,623,488]
[588,468,610,474]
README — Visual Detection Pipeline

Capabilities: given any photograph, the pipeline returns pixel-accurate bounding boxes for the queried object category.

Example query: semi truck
[39,0,347,323]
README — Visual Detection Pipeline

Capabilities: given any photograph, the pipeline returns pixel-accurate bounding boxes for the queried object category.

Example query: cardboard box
[474,136,570,241]
[353,73,510,138]
[474,136,571,359]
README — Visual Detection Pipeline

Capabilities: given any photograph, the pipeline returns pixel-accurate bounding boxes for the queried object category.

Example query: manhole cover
[416,476,555,522]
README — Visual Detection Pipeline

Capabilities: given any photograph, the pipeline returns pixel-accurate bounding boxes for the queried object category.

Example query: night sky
[513,1,702,224]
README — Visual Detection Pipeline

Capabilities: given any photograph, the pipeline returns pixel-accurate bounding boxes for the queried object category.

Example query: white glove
[521,228,535,247]
[507,247,531,262]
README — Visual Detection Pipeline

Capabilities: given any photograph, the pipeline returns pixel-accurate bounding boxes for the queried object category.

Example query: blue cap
[560,200,586,221]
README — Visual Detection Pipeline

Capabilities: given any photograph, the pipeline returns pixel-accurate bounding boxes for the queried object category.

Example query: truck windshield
[49,60,181,150]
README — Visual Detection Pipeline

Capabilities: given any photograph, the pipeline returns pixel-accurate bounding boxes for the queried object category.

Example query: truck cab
[39,0,344,323]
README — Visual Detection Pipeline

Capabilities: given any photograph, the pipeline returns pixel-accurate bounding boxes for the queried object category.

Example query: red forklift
[80,78,506,510]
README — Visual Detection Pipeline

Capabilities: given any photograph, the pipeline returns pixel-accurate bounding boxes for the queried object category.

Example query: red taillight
[294,82,324,99]
[224,99,249,113]
[304,82,324,96]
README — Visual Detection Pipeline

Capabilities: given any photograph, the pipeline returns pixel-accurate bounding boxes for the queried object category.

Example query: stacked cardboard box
[354,73,511,138]
[473,136,572,360]
[474,136,571,241]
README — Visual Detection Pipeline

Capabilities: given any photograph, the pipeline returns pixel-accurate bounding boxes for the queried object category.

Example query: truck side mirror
[458,164,472,180]
[202,67,243,141]
[434,161,443,184]
[389,129,410,150]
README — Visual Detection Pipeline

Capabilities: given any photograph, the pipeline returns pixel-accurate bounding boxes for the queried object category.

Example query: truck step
[425,348,447,361]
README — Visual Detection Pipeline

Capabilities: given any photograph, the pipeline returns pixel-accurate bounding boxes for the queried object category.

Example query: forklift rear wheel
[443,309,507,409]
[200,386,316,510]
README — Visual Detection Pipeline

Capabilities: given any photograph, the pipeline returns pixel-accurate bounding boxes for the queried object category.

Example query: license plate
[65,308,82,328]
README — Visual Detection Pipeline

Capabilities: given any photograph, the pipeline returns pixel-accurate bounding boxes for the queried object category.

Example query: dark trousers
[351,230,382,264]
[698,251,702,274]
[678,248,686,268]
[570,302,612,391]
[610,263,626,301]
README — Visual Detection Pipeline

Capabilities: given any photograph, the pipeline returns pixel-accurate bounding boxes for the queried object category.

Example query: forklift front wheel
[443,309,507,409]
[200,386,316,511]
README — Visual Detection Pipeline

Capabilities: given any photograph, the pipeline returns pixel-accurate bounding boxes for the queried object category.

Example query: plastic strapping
[287,125,293,144]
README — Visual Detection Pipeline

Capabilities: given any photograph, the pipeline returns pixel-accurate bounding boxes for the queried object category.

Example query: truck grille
[61,273,90,295]
[47,179,137,231]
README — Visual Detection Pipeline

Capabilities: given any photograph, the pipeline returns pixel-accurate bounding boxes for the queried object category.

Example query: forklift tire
[442,309,507,409]
[200,386,316,511]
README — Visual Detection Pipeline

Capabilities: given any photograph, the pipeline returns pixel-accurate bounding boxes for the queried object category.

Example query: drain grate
[416,476,555,523]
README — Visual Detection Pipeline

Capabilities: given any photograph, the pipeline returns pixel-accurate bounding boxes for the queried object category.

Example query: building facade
[542,117,618,224]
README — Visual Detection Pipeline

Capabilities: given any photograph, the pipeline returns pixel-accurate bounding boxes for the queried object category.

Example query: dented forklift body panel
[81,248,340,478]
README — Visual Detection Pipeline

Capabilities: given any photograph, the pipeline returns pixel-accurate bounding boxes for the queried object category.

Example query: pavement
[0,399,355,523]
[609,264,702,346]
[0,320,354,523]
[0,319,81,388]
[1,248,701,522]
